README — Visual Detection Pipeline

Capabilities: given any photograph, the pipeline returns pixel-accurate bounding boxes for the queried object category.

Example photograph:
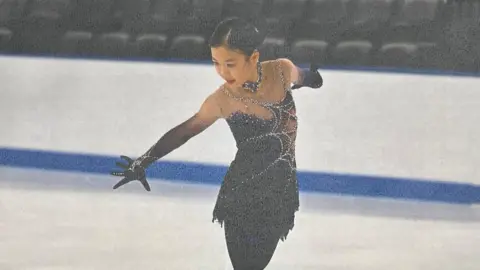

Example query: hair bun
[251,18,267,48]
[209,16,268,56]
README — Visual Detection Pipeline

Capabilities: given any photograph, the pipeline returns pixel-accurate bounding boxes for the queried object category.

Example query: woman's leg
[224,219,281,270]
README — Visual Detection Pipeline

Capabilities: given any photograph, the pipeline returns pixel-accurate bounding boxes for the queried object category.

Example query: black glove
[111,155,151,191]
[291,62,323,90]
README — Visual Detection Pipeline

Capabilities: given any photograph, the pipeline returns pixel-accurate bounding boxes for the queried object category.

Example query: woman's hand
[291,62,323,90]
[278,58,323,90]
[109,90,223,192]
[111,155,151,191]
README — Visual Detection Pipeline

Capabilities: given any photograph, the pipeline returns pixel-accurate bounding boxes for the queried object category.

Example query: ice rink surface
[1,167,479,270]
[1,55,480,269]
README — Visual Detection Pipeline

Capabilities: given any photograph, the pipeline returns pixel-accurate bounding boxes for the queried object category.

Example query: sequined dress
[212,60,299,240]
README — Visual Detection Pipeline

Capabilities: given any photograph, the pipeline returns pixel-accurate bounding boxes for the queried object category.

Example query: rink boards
[0,55,479,205]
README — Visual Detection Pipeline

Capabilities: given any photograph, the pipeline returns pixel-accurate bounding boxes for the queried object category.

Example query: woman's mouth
[226,79,236,84]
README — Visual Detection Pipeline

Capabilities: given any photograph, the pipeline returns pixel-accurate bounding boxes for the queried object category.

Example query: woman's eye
[227,64,235,68]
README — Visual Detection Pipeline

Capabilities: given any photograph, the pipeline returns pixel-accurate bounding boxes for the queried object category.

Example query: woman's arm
[133,92,223,168]
[278,58,323,90]
[111,91,223,191]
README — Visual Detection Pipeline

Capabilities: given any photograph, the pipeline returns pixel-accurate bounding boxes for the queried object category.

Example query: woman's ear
[250,50,260,64]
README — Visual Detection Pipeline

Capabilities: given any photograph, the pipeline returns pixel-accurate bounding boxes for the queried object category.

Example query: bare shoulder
[257,58,296,88]
[210,86,229,105]
[275,58,298,85]
[260,59,283,68]
[276,58,295,72]
[261,58,294,74]
[198,86,228,119]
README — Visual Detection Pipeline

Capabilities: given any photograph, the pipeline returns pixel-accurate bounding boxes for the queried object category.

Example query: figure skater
[110,17,323,270]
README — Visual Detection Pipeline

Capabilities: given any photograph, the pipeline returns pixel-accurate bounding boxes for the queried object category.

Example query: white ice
[1,167,479,270]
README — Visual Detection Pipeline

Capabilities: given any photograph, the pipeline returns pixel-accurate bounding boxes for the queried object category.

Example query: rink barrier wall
[1,147,479,204]
[2,53,480,78]
[1,54,480,205]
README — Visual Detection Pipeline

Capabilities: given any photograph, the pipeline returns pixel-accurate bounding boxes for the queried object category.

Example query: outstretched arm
[110,92,223,191]
[278,58,323,90]
[133,93,223,169]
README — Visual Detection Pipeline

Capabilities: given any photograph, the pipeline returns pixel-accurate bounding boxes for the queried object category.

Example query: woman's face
[211,46,259,87]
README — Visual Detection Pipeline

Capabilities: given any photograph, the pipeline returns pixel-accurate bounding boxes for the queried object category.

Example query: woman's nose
[219,67,230,77]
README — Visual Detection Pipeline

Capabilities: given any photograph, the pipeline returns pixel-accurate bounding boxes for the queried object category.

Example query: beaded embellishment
[242,61,263,93]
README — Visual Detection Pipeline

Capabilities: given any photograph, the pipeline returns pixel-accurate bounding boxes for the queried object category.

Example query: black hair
[208,17,266,57]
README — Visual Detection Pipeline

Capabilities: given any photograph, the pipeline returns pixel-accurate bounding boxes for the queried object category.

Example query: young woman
[110,17,323,270]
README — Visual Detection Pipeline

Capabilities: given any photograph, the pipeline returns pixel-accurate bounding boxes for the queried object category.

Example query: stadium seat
[474,1,480,20]
[414,42,440,69]
[22,0,74,31]
[17,0,75,53]
[111,0,152,34]
[342,0,396,44]
[146,0,190,35]
[375,42,419,68]
[386,0,445,42]
[0,27,12,52]
[331,40,373,66]
[133,33,168,59]
[292,0,349,42]
[222,0,265,22]
[439,3,480,72]
[93,32,131,57]
[0,0,28,26]
[58,30,93,56]
[0,0,30,52]
[379,42,440,70]
[264,0,308,39]
[259,37,287,61]
[450,0,475,22]
[179,0,224,35]
[69,0,116,33]
[290,39,328,65]
[168,34,208,60]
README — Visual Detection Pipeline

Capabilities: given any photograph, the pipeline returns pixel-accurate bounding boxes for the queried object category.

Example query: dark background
[0,0,478,73]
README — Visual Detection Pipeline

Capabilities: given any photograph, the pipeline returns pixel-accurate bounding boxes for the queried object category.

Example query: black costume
[211,60,299,269]
[212,63,299,240]
[110,59,322,270]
